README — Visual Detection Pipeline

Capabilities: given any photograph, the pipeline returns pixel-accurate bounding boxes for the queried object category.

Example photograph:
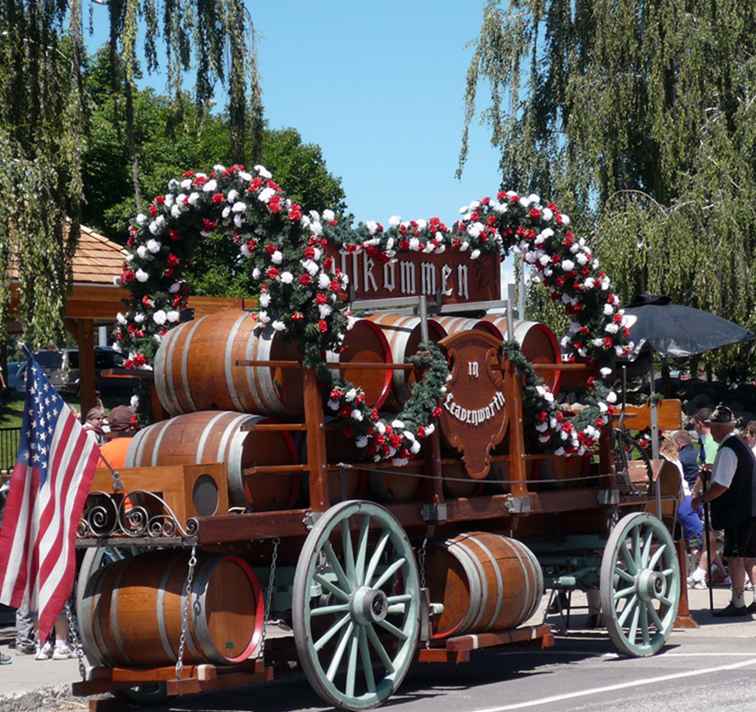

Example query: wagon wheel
[600,512,680,657]
[292,500,420,710]
[76,546,167,706]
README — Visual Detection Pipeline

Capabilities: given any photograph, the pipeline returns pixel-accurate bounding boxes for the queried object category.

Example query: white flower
[375,421,386,435]
[410,440,421,454]
[318,304,333,319]
[416,218,427,231]
[459,241,470,252]
[605,323,619,334]
[607,391,618,404]
[539,255,550,267]
[310,221,323,236]
[180,179,192,191]
[560,214,571,225]
[561,259,575,272]
[303,259,319,276]
[600,367,613,378]
[599,402,608,413]
[272,320,286,332]
[576,253,588,265]
[171,205,182,219]
[528,193,540,205]
[167,310,180,323]
[544,391,555,403]
[240,243,253,258]
[232,201,247,213]
[259,292,271,307]
[168,179,179,191]
[323,209,335,222]
[136,213,147,226]
[129,395,139,410]
[458,205,468,214]
[239,171,252,182]
[345,388,357,402]
[133,312,145,324]
[466,222,484,238]
[519,197,529,208]
[366,220,379,235]
[391,419,405,429]
[258,187,275,203]
[135,269,149,283]
[227,189,239,203]
[136,246,148,259]
[222,206,231,219]
[327,399,340,411]
[187,192,200,207]
[409,237,421,251]
[388,215,401,227]
[424,424,435,435]
[351,409,364,422]
[603,303,614,315]
[147,239,161,254]
[271,250,283,265]
[318,273,331,289]
[202,179,218,193]
[153,310,167,325]
[542,208,553,221]
[470,249,481,260]
[112,276,122,287]
[254,164,272,179]
[257,310,271,324]
[116,312,127,325]
[356,435,368,448]
[212,164,226,174]
[281,271,294,284]
[233,215,244,229]
[252,268,261,280]
[494,201,508,214]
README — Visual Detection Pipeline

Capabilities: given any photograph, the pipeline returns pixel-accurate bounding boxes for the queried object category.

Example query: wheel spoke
[314,573,350,602]
[364,531,391,587]
[376,617,408,641]
[628,604,640,643]
[648,544,666,569]
[314,613,351,652]
[632,527,641,569]
[387,593,413,605]
[620,542,637,574]
[345,631,359,698]
[647,601,664,631]
[618,594,638,626]
[658,594,673,608]
[358,627,376,693]
[366,624,395,673]
[311,603,350,617]
[373,557,406,591]
[615,567,635,584]
[642,530,653,567]
[341,521,356,585]
[640,605,649,645]
[355,514,371,584]
[324,542,351,591]
[613,585,636,601]
[326,622,354,682]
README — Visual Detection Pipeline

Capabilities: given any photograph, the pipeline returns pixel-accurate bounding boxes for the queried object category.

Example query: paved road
[3,588,756,712]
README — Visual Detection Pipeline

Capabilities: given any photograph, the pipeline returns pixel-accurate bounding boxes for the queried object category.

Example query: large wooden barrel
[435,316,479,336]
[126,411,301,511]
[326,317,393,409]
[154,310,303,417]
[427,532,543,639]
[78,550,263,667]
[475,318,561,393]
[363,314,446,407]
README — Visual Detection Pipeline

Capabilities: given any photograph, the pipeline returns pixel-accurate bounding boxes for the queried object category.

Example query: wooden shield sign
[439,330,509,479]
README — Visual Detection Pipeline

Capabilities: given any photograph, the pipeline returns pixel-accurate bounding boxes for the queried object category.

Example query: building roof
[71,224,127,285]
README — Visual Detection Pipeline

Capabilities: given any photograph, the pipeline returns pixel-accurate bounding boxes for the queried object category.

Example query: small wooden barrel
[475,318,561,393]
[125,411,301,511]
[427,532,543,639]
[435,316,479,336]
[78,550,263,667]
[363,314,446,407]
[326,318,393,409]
[154,309,303,417]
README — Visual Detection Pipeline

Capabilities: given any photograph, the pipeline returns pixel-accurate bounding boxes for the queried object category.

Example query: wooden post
[303,368,329,512]
[65,318,96,418]
[505,362,528,499]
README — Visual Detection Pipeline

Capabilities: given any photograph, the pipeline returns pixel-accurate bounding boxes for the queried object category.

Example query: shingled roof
[71,224,127,285]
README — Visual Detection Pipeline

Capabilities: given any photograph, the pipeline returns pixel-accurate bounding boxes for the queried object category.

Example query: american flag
[0,354,100,640]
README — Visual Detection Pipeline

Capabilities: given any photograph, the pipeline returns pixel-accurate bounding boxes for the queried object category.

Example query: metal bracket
[597,489,620,505]
[302,511,322,529]
[505,495,531,513]
[420,502,448,524]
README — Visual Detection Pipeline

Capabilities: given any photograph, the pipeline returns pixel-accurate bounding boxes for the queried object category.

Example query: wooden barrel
[427,532,543,639]
[78,550,263,667]
[363,314,446,407]
[475,318,561,393]
[326,317,393,409]
[368,461,422,503]
[154,309,303,417]
[126,411,301,511]
[435,316,479,336]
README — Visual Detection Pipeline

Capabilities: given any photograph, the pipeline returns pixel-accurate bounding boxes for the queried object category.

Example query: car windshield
[34,351,62,370]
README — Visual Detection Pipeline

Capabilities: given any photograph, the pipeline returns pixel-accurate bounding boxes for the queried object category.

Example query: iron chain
[64,600,87,680]
[418,536,428,590]
[259,537,279,661]
[175,544,198,680]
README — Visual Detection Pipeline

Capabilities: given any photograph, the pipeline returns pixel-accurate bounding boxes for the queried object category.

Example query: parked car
[18,348,134,396]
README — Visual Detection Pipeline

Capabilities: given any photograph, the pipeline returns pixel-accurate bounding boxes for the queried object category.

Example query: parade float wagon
[71,165,685,710]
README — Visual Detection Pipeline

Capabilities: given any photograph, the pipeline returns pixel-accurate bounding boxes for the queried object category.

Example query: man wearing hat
[692,405,756,616]
[99,405,139,468]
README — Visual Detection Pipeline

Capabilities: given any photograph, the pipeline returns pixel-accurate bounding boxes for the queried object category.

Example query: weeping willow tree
[0,0,263,349]
[460,0,755,380]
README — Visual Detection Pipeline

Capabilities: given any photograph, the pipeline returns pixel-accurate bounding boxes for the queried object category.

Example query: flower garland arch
[114,163,634,464]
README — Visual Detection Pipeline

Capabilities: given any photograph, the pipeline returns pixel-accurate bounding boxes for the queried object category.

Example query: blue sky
[87,1,501,226]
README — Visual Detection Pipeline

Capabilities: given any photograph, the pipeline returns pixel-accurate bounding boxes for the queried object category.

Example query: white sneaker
[691,580,707,590]
[52,644,73,660]
[35,642,52,660]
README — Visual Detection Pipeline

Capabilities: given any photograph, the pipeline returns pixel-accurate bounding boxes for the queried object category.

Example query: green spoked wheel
[292,500,420,710]
[600,512,680,657]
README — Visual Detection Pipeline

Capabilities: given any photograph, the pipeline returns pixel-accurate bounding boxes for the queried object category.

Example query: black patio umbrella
[624,293,754,358]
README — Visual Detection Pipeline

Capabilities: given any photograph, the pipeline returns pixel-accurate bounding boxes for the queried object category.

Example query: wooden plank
[198,508,310,542]
[304,368,329,512]
[445,624,554,652]
[504,364,528,498]
[240,422,307,432]
[416,648,470,664]
[243,464,310,475]
[165,669,272,696]
[612,399,683,431]
[111,665,197,682]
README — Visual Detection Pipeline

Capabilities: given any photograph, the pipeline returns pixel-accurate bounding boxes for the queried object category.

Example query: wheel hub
[351,586,388,625]
[637,568,665,601]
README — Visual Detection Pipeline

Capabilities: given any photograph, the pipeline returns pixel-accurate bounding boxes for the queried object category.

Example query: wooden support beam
[304,368,329,512]
[65,318,96,418]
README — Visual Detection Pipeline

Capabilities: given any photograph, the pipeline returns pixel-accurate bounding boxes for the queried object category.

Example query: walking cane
[702,469,715,613]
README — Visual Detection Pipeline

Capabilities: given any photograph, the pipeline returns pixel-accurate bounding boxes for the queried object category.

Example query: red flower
[163,267,174,278]
[536,411,548,422]
[432,405,442,418]
[194,175,207,187]
[603,336,614,349]
[529,207,541,220]
[303,246,315,259]
[330,388,343,400]
[266,267,280,279]
[167,253,180,267]
[370,409,379,422]
[318,320,328,334]
[497,191,507,201]
[249,177,263,192]
[266,179,281,191]
[122,269,135,284]
[480,196,490,206]
[299,274,313,286]
[169,229,181,241]
[211,193,224,204]
[329,279,341,292]
[245,238,257,252]
[288,204,302,222]
[416,425,426,439]
[155,195,165,205]
[315,292,328,305]
[202,218,217,232]
[323,256,334,270]
[182,170,194,178]
[268,195,282,214]
[509,193,520,204]
[148,204,158,217]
